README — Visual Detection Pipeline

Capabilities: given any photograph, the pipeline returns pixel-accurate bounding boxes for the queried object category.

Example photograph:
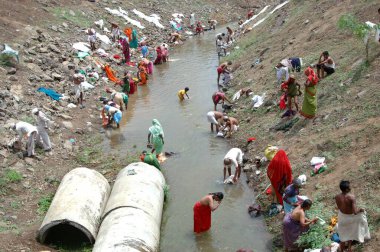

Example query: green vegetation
[51,7,92,28]
[163,184,170,202]
[296,196,334,249]
[37,194,54,215]
[4,169,22,183]
[338,14,372,62]
[0,54,15,67]
[20,115,35,125]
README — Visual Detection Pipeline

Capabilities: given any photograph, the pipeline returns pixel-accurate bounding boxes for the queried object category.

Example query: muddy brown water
[103,29,272,251]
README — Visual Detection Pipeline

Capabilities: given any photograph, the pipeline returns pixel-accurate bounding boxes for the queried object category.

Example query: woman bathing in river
[193,192,223,233]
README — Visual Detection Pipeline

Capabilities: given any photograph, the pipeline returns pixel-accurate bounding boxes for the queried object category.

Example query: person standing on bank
[32,108,52,152]
[193,192,223,233]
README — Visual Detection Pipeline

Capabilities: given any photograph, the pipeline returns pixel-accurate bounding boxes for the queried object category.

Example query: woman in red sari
[267,150,293,205]
[154,46,163,65]
[193,192,223,233]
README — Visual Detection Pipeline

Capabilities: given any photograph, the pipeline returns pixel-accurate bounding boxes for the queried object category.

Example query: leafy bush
[337,14,371,61]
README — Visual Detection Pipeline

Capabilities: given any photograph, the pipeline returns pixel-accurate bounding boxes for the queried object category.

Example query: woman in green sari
[129,29,138,49]
[300,67,319,119]
[148,119,165,158]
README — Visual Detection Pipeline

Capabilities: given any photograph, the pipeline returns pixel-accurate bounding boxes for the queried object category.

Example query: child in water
[177,87,190,101]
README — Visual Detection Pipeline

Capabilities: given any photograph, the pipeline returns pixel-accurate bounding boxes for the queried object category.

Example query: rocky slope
[223,0,380,251]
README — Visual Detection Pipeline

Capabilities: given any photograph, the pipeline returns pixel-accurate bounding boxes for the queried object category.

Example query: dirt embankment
[0,0,249,251]
[223,0,380,251]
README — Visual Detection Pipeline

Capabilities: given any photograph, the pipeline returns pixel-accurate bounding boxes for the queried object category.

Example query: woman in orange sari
[138,61,148,85]
[103,64,121,85]
[267,150,293,205]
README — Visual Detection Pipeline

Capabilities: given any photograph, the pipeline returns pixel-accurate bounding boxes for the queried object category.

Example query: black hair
[102,100,108,105]
[301,199,312,209]
[142,150,147,154]
[323,51,329,56]
[209,192,224,200]
[339,180,350,192]
[185,87,189,91]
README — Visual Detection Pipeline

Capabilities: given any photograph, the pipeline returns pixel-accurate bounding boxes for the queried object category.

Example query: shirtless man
[217,61,232,85]
[206,111,224,132]
[222,116,239,137]
[335,180,365,252]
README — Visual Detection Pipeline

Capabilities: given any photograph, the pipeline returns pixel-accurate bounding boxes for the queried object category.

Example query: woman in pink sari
[120,37,130,63]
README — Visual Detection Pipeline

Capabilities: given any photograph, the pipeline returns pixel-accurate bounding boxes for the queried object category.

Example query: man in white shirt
[32,108,52,152]
[223,148,244,182]
[12,121,38,157]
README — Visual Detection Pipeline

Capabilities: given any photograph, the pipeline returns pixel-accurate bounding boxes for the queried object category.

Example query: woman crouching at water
[193,192,223,233]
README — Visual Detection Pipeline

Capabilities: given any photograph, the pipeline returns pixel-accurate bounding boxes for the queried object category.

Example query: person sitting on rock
[316,51,335,79]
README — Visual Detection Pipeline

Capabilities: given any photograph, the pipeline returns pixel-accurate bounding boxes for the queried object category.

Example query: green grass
[37,194,54,215]
[4,170,22,183]
[20,115,35,125]
[51,7,92,28]
[10,201,22,210]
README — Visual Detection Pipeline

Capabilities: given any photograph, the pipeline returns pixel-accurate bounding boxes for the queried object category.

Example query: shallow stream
[103,28,272,252]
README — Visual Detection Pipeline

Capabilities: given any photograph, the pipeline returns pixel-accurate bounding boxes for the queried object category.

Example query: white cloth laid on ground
[206,111,219,125]
[252,94,265,108]
[337,210,371,243]
[224,148,243,167]
[105,7,145,29]
[132,9,164,29]
[73,42,91,53]
[232,90,241,101]
[310,157,325,166]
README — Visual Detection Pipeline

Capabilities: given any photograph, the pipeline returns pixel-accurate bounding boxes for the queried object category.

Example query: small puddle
[102,28,272,251]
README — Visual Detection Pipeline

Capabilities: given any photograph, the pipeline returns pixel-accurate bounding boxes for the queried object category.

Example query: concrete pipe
[93,162,166,252]
[37,167,110,246]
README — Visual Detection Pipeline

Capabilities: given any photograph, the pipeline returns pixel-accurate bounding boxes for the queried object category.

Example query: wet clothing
[207,111,219,125]
[193,201,211,233]
[141,45,149,58]
[129,29,138,49]
[300,67,319,119]
[267,150,293,205]
[105,105,122,124]
[177,89,187,101]
[212,92,225,105]
[141,153,161,170]
[283,184,299,214]
[122,77,130,94]
[149,119,164,155]
[283,213,308,250]
[337,211,370,243]
[104,65,121,84]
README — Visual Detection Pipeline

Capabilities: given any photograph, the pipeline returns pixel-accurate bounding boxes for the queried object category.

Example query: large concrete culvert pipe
[93,162,166,252]
[37,167,110,246]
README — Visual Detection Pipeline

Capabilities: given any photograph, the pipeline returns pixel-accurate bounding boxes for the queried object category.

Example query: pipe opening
[40,223,93,248]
